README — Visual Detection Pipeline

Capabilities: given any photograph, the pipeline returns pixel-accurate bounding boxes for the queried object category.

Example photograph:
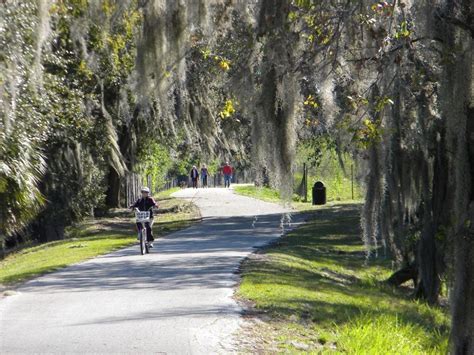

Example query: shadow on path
[19,213,298,294]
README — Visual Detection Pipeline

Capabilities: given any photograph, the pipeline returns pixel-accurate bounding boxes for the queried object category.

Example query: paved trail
[0,187,298,354]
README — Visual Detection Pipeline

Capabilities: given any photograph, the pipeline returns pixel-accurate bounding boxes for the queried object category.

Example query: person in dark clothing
[129,187,157,247]
[190,165,199,188]
[200,164,209,188]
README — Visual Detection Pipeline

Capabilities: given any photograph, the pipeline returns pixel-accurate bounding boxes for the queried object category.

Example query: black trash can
[312,181,326,205]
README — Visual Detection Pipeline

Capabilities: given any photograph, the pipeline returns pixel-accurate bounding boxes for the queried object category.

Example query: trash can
[312,181,326,205]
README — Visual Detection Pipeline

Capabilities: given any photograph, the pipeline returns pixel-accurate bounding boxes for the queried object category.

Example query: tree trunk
[36,217,65,243]
[433,0,474,349]
[0,233,5,259]
[415,90,442,304]
[450,203,474,354]
[386,263,418,287]
[450,75,474,354]
[415,221,440,303]
[105,169,121,208]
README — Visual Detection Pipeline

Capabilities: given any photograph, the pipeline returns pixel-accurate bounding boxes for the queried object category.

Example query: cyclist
[130,187,157,247]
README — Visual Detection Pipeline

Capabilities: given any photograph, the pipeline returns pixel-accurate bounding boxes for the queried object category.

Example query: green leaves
[0,0,145,239]
[219,99,237,119]
[353,118,384,149]
[0,0,48,235]
[289,1,338,48]
[374,96,394,112]
[394,21,411,39]
[304,94,319,109]
[0,135,46,235]
[199,48,232,72]
[371,1,394,16]
[137,142,173,191]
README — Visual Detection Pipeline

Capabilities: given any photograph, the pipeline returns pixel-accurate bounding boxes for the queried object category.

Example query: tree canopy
[1,0,473,351]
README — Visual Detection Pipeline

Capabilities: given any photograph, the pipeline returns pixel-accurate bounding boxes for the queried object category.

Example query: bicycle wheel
[140,229,146,255]
[143,228,149,254]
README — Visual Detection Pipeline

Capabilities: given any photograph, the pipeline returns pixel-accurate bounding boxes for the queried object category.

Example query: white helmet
[141,187,150,193]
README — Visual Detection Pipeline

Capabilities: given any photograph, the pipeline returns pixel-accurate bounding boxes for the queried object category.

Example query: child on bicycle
[129,187,157,247]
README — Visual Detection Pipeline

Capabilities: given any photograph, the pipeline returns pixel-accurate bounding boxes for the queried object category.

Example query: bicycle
[135,208,152,255]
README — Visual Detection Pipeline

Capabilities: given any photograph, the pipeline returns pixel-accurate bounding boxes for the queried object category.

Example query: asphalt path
[0,187,298,354]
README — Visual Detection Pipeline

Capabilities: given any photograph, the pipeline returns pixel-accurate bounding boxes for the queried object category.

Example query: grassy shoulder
[233,185,362,211]
[237,205,449,354]
[0,193,199,287]
[234,185,282,203]
[155,187,181,199]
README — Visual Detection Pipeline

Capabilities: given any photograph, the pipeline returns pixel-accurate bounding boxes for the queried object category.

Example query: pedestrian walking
[201,164,209,188]
[190,165,199,189]
[222,162,233,188]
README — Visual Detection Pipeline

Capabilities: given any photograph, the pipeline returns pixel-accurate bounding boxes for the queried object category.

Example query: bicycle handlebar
[132,206,157,212]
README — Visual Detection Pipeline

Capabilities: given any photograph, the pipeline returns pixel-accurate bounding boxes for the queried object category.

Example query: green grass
[0,194,199,286]
[237,205,449,354]
[307,175,363,203]
[155,187,181,199]
[233,185,362,212]
[295,146,364,202]
[0,235,135,285]
[234,185,282,203]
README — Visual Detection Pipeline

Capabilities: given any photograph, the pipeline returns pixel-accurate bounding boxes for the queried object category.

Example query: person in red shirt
[222,162,233,188]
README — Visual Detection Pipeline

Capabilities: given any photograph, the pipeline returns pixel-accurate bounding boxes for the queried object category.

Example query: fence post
[303,163,308,202]
[351,164,354,200]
